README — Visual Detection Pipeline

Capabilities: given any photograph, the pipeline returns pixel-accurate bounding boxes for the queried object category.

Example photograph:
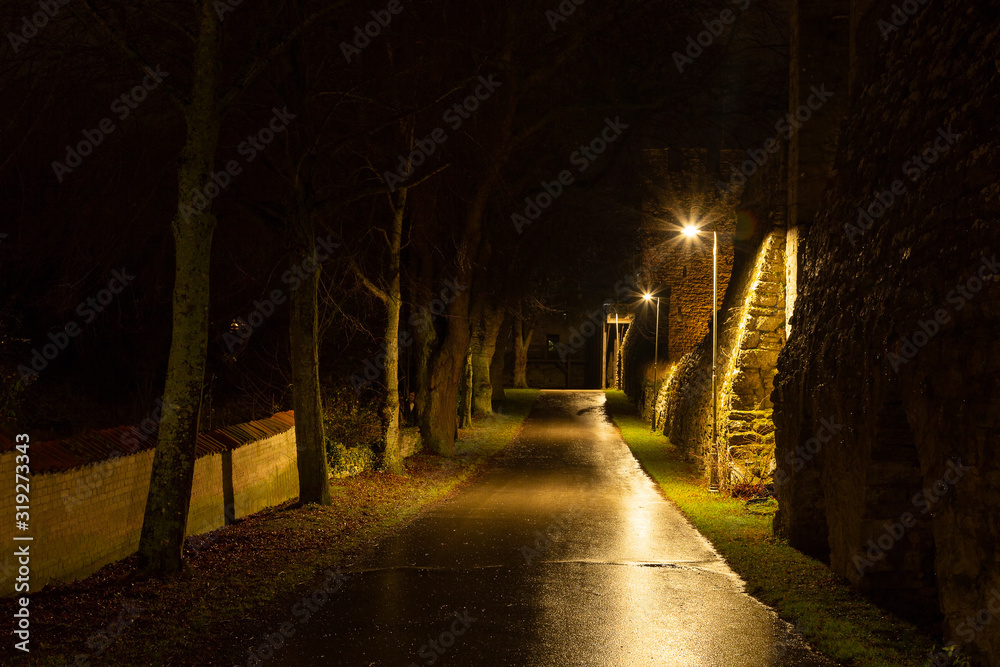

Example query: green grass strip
[604,390,938,667]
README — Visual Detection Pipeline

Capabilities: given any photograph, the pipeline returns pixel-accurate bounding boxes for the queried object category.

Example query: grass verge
[5,389,540,666]
[603,390,938,667]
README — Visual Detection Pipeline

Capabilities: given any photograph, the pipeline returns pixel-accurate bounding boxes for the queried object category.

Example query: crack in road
[340,559,728,576]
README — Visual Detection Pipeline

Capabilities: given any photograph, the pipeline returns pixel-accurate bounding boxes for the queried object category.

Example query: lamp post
[615,308,620,390]
[643,292,660,432]
[682,214,720,492]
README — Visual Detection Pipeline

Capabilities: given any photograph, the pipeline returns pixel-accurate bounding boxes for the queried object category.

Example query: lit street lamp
[682,212,720,493]
[643,292,660,432]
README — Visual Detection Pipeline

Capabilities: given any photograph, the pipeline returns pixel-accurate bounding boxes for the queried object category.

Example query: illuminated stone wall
[640,146,788,482]
[718,230,786,488]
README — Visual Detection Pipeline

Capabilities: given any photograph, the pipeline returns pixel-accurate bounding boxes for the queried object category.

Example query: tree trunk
[381,190,406,474]
[412,304,435,435]
[471,304,504,415]
[382,290,402,472]
[137,222,214,574]
[458,350,473,428]
[513,317,533,388]
[422,340,464,455]
[137,0,221,574]
[490,317,509,402]
[290,231,332,505]
[421,272,475,454]
[409,235,436,443]
[419,182,489,454]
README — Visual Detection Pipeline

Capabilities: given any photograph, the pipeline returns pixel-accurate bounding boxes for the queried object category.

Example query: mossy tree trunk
[137,0,221,574]
[490,317,509,402]
[351,174,408,472]
[458,350,473,429]
[513,316,533,389]
[290,226,332,505]
[381,190,406,474]
[410,236,436,438]
[420,187,487,455]
[471,304,504,415]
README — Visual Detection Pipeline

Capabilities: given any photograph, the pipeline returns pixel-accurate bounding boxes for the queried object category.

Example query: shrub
[322,386,383,475]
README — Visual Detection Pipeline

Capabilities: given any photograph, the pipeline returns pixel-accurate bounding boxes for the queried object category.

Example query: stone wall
[653,226,786,482]
[719,230,787,487]
[774,0,1000,662]
[0,412,298,595]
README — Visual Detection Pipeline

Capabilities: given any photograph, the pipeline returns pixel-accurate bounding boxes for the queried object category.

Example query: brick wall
[639,148,739,365]
[0,412,297,596]
[229,431,298,521]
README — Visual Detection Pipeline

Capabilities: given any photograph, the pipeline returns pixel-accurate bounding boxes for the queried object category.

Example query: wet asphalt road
[265,391,834,667]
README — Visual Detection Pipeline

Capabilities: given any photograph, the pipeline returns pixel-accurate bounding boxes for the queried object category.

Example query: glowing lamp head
[682,225,699,238]
[643,293,652,302]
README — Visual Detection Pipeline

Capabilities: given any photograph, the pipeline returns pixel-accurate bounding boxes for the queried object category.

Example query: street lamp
[681,210,720,493]
[643,292,660,432]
